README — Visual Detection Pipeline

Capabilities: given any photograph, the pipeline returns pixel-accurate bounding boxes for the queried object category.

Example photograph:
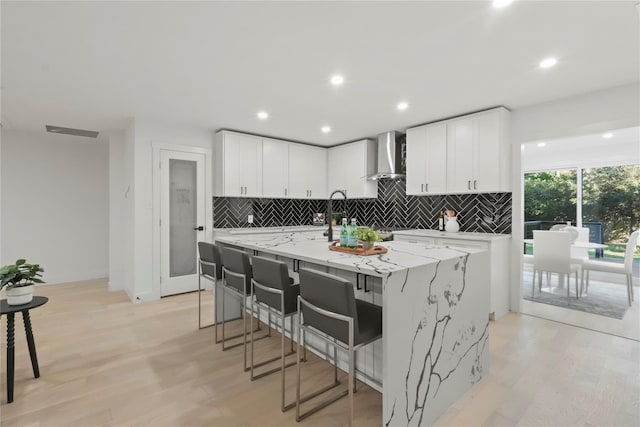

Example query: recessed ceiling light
[602,132,613,139]
[539,57,558,69]
[537,142,546,147]
[330,75,344,86]
[257,111,269,120]
[492,0,513,8]
[321,126,331,133]
[397,101,409,111]
[521,145,525,151]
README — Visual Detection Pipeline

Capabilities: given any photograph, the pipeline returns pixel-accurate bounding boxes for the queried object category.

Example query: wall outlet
[247,214,254,224]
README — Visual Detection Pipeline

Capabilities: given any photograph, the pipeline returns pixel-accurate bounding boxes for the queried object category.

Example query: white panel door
[160,150,206,296]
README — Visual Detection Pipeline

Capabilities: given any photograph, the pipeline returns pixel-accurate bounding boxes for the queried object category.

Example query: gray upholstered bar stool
[197,242,222,337]
[220,246,262,371]
[250,256,302,411]
[295,268,382,426]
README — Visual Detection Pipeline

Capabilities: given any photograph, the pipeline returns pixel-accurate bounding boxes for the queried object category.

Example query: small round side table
[0,296,48,403]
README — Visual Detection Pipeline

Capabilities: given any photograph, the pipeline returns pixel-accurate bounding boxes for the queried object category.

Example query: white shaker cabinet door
[236,134,262,197]
[406,123,447,195]
[262,138,289,198]
[423,123,447,194]
[474,109,504,192]
[406,126,428,195]
[306,145,327,199]
[289,144,327,198]
[446,117,475,193]
[328,140,376,198]
[215,131,263,197]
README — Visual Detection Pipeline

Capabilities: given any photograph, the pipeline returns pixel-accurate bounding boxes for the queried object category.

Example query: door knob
[194,226,205,231]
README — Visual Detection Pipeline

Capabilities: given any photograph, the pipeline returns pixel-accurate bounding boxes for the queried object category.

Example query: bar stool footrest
[296,380,347,422]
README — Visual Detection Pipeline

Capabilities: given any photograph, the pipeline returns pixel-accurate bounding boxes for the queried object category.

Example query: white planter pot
[6,285,35,305]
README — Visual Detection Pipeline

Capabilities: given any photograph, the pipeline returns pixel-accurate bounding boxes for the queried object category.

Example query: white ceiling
[522,126,640,172]
[1,1,638,146]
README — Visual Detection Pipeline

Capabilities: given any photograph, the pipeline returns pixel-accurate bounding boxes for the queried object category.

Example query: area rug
[522,275,631,320]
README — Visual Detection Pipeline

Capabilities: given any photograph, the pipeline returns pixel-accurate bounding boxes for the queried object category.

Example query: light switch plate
[247,214,254,224]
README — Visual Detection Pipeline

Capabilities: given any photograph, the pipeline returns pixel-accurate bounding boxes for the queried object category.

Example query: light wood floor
[1,280,639,426]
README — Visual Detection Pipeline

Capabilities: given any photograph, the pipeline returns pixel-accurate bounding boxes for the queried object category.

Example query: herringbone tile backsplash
[213,180,512,233]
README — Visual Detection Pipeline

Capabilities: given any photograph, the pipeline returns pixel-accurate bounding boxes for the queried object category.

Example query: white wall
[108,129,127,293]
[1,130,109,284]
[127,120,213,301]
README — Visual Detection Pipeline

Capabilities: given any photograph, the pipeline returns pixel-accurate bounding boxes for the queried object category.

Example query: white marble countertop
[214,230,486,278]
[393,229,511,241]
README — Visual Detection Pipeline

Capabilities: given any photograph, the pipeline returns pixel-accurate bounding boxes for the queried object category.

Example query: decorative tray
[328,241,388,256]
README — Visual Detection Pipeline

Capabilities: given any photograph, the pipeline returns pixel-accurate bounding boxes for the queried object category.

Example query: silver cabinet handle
[285,188,287,196]
[421,184,424,192]
[468,180,471,190]
[309,190,312,197]
[240,186,243,195]
[426,183,428,192]
[474,180,477,190]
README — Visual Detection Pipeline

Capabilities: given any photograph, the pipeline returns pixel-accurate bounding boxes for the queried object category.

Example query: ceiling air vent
[46,125,99,138]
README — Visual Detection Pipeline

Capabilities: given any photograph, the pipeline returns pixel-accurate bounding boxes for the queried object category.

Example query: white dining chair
[571,227,590,264]
[581,230,639,306]
[532,230,581,301]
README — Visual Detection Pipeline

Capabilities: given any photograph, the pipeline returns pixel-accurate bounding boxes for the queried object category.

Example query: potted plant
[355,227,382,251]
[331,212,344,227]
[0,259,44,305]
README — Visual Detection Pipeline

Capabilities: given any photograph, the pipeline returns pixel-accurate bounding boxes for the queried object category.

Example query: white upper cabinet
[406,123,447,195]
[447,107,510,193]
[213,130,263,197]
[327,139,377,199]
[262,138,289,198]
[289,143,327,199]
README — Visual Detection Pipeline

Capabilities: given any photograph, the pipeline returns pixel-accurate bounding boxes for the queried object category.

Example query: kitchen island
[213,229,490,426]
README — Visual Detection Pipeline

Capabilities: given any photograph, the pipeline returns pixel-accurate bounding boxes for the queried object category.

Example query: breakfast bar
[214,230,490,426]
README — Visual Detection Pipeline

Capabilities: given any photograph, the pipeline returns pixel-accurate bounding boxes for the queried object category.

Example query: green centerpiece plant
[355,227,382,251]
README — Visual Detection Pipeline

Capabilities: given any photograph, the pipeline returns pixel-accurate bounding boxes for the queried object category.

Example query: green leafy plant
[0,259,45,290]
[355,227,382,243]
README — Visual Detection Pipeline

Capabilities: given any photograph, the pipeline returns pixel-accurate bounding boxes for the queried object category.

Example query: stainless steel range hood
[367,131,405,180]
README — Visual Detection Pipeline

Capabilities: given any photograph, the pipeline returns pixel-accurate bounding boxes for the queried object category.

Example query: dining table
[523,239,608,250]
